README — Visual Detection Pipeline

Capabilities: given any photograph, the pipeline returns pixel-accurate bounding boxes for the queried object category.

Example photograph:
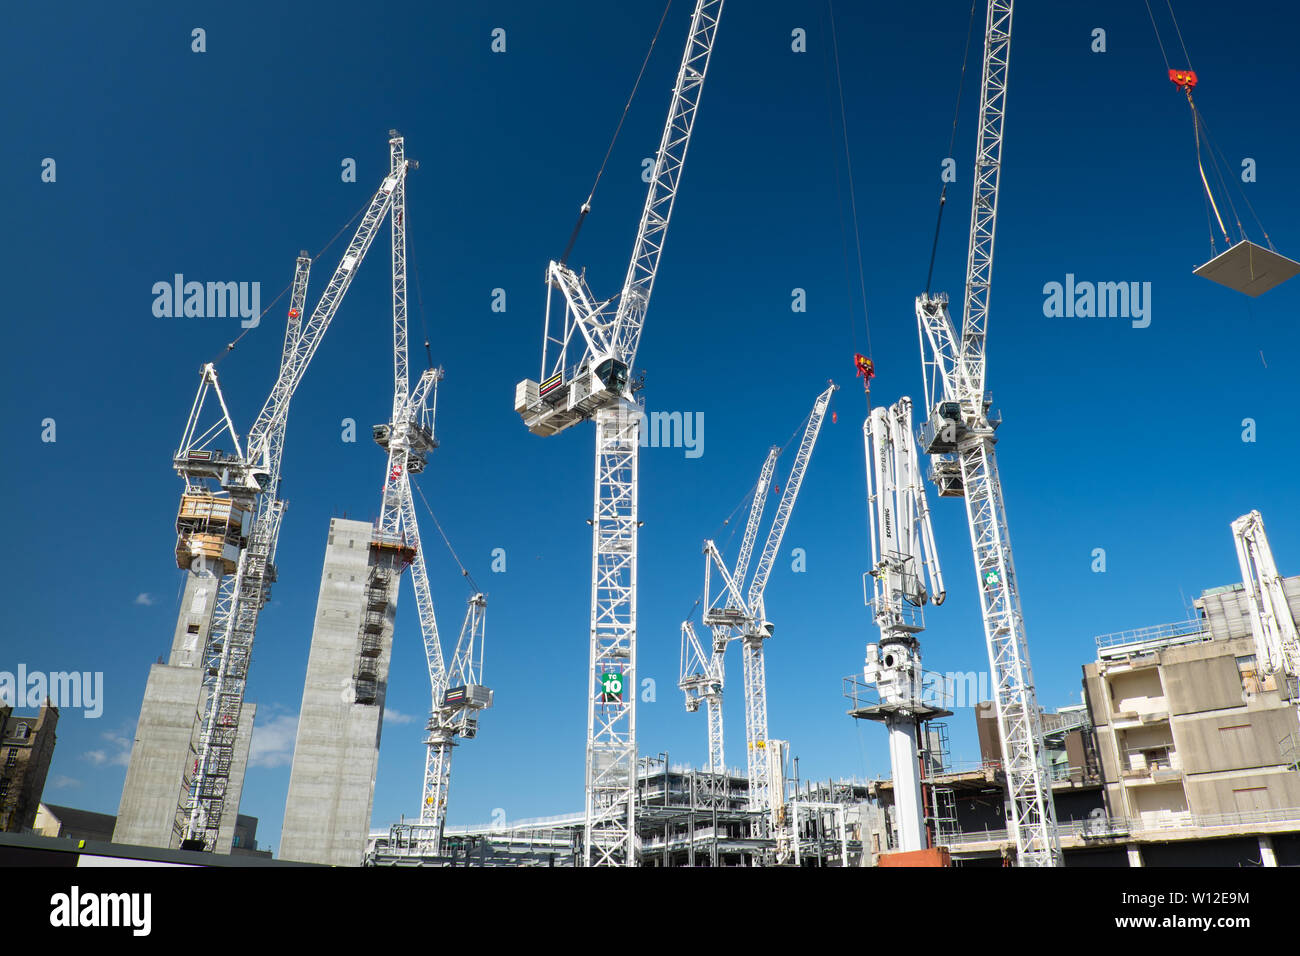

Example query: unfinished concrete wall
[279,518,399,866]
[169,568,221,668]
[117,568,219,849]
[975,701,1000,764]
[114,661,254,854]
[1107,668,1166,716]
[1176,708,1294,774]
[1163,637,1253,715]
[117,568,256,856]
[1185,770,1300,814]
[115,665,203,848]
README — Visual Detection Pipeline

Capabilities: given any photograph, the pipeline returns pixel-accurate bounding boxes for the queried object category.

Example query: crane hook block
[853,353,875,390]
[1169,69,1198,90]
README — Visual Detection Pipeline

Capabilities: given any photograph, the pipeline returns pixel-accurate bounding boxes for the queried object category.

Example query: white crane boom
[733,448,780,601]
[609,0,723,366]
[913,0,1061,866]
[748,386,836,616]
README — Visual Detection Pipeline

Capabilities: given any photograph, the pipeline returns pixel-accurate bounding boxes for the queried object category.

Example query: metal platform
[1193,240,1300,297]
[848,702,953,723]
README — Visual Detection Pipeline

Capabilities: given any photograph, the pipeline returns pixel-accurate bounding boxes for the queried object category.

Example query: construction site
[6,0,1300,875]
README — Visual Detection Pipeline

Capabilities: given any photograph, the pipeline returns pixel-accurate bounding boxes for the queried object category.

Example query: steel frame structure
[171,150,407,850]
[514,0,724,866]
[913,0,1061,866]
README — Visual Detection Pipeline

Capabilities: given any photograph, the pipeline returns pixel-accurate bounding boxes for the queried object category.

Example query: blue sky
[3,1,1298,856]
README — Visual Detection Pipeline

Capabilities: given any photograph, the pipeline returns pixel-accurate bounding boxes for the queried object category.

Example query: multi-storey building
[0,702,58,833]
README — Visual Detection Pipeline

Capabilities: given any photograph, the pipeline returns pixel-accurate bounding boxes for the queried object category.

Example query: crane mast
[1232,511,1299,703]
[862,397,946,853]
[914,0,1061,866]
[513,0,724,867]
[170,150,408,850]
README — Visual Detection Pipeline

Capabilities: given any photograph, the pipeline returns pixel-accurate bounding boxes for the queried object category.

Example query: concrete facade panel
[280,518,399,867]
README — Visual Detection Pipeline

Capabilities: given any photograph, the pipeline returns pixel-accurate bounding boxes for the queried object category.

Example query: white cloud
[84,730,131,767]
[134,593,156,606]
[47,774,81,789]
[250,713,299,768]
[383,707,417,725]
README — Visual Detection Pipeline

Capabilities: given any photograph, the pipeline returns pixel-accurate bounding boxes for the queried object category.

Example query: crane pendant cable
[560,0,674,265]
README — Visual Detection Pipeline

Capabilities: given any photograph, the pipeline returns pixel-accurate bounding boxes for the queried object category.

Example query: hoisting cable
[559,0,674,265]
[1164,0,1194,70]
[409,225,436,368]
[826,0,873,361]
[1188,93,1231,249]
[213,192,373,364]
[1201,113,1273,249]
[925,0,979,296]
[1162,0,1276,255]
[411,476,481,594]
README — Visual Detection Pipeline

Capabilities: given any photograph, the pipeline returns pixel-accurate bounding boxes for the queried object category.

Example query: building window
[0,779,9,801]
[13,723,27,740]
[3,749,15,770]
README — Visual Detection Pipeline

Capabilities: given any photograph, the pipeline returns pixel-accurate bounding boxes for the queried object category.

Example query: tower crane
[913,0,1062,866]
[513,0,724,867]
[859,396,946,854]
[739,384,835,825]
[680,385,835,838]
[679,446,779,793]
[169,143,408,850]
[1232,511,1299,714]
[360,132,491,855]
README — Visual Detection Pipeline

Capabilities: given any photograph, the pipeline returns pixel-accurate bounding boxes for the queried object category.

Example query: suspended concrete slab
[1194,240,1300,297]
